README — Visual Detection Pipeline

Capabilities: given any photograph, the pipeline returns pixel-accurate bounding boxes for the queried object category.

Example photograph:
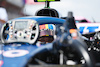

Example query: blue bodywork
[0,43,53,67]
[0,16,98,67]
[0,16,65,67]
[14,16,66,24]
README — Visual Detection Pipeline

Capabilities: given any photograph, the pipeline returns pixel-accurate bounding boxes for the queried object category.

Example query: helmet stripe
[45,24,48,29]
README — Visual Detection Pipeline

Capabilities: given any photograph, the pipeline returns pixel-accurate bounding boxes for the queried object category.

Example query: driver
[36,24,55,46]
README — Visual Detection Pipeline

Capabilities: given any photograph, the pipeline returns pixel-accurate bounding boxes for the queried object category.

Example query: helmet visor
[40,29,54,37]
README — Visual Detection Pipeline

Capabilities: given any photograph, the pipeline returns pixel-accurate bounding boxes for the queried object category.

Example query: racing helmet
[39,24,55,43]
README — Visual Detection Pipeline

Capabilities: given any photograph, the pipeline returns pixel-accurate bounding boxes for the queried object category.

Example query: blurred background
[4,0,100,22]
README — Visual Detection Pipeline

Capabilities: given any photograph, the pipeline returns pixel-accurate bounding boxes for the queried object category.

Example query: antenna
[45,0,50,8]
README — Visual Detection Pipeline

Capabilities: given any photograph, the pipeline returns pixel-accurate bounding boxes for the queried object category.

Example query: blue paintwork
[78,26,100,34]
[1,16,59,67]
[14,16,66,24]
[0,43,53,67]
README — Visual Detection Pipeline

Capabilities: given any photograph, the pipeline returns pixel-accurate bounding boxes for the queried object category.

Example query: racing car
[0,10,94,67]
[0,12,93,67]
[0,0,99,67]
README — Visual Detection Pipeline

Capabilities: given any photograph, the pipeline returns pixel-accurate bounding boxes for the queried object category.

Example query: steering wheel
[1,19,39,44]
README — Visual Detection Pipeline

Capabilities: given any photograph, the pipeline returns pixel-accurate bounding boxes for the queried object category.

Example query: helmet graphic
[38,24,55,43]
[39,24,55,37]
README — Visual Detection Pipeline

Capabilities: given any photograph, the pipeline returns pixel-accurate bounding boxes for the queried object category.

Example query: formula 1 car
[0,0,99,67]
[0,11,95,67]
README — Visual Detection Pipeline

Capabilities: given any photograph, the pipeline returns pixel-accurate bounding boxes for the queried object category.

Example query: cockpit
[1,16,65,45]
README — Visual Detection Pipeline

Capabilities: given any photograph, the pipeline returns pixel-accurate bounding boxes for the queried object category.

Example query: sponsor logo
[0,50,29,57]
